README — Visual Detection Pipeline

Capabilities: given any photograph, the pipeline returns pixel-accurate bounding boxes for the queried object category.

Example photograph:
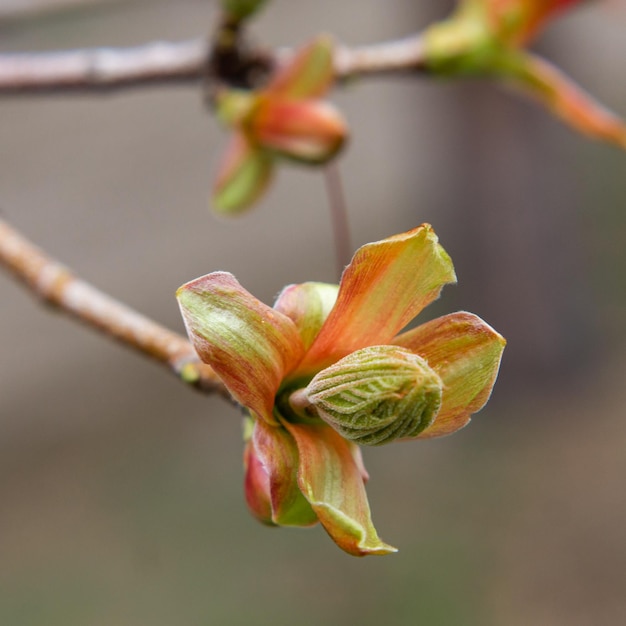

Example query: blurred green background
[1,1,626,624]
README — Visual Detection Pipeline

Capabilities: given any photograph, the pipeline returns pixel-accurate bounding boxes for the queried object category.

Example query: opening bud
[297,345,443,446]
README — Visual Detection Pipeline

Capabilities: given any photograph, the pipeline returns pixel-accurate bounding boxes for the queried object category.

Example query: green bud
[301,345,443,446]
[179,362,201,384]
[215,89,256,128]
[221,0,268,21]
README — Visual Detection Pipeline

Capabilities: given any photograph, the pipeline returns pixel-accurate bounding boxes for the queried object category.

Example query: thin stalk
[324,163,352,280]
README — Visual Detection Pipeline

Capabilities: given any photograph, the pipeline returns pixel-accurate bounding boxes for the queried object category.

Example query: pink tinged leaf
[274,282,339,350]
[176,272,305,425]
[348,441,370,484]
[517,0,583,44]
[503,52,626,149]
[244,438,274,524]
[299,224,457,374]
[267,35,335,99]
[212,133,275,215]
[393,311,506,439]
[283,421,397,556]
[251,99,347,164]
[246,419,318,526]
[487,0,582,45]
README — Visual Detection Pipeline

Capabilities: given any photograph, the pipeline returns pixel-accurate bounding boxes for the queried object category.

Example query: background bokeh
[1,1,626,624]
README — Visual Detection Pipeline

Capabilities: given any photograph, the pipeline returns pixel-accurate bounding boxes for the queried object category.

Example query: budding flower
[297,345,444,446]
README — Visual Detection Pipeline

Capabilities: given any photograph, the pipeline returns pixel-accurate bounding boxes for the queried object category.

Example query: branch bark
[0,39,209,94]
[0,217,229,398]
[0,35,427,95]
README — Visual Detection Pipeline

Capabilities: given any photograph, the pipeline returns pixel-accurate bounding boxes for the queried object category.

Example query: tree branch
[0,34,427,95]
[0,39,209,94]
[334,34,427,80]
[0,217,229,398]
[0,0,116,21]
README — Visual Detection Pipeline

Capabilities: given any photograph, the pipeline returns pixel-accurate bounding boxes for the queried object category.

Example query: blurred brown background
[1,1,626,624]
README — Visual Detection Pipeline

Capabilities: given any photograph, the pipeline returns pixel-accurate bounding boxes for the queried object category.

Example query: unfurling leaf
[302,345,443,446]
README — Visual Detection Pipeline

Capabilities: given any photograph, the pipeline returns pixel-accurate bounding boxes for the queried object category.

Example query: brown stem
[0,34,427,96]
[0,39,209,94]
[333,34,427,81]
[0,217,229,398]
[208,12,271,90]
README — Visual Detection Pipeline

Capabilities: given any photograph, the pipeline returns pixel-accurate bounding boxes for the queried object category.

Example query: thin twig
[0,34,428,95]
[0,0,116,21]
[0,217,229,398]
[0,39,209,94]
[333,34,427,81]
[324,163,352,280]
